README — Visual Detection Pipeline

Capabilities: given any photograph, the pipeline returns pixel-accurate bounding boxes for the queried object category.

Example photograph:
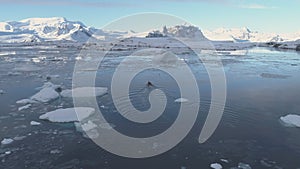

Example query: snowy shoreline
[0,39,298,52]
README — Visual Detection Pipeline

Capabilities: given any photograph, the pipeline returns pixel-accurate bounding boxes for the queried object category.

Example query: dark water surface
[0,46,300,169]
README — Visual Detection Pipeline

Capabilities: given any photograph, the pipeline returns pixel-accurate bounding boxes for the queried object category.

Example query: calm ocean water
[0,46,300,169]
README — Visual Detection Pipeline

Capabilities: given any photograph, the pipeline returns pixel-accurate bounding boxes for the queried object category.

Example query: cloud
[239,4,277,9]
[0,0,133,8]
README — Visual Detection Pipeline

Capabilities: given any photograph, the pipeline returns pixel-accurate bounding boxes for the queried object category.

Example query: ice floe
[81,120,97,131]
[0,51,16,56]
[210,163,222,169]
[238,162,252,169]
[16,99,37,104]
[174,98,189,103]
[5,151,11,155]
[13,136,26,141]
[30,121,41,126]
[0,90,5,94]
[18,104,31,111]
[280,114,300,127]
[30,82,61,103]
[220,159,229,163]
[74,121,109,139]
[39,107,95,122]
[61,87,108,98]
[1,138,14,145]
[50,149,61,154]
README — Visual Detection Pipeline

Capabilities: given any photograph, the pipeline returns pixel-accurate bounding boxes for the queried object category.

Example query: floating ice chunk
[75,121,115,131]
[16,99,37,104]
[74,122,83,132]
[39,107,95,123]
[31,58,41,63]
[30,82,60,102]
[50,149,61,154]
[75,122,100,139]
[260,160,272,167]
[210,163,222,169]
[0,90,5,94]
[75,56,82,60]
[31,87,59,102]
[238,162,252,169]
[61,87,108,98]
[81,121,97,131]
[175,98,189,103]
[220,159,229,163]
[13,136,26,141]
[280,114,300,127]
[0,51,16,56]
[35,82,60,90]
[74,121,102,139]
[30,121,41,126]
[18,104,31,111]
[1,138,14,145]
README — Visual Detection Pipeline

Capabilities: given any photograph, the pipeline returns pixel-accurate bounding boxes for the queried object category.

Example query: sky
[0,0,299,33]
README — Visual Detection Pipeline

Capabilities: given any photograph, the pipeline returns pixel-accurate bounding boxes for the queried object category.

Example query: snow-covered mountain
[203,27,300,43]
[0,17,299,45]
[0,17,151,43]
[0,18,209,43]
[0,17,95,43]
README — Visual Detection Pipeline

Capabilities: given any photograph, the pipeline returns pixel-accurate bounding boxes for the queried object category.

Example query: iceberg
[50,149,61,154]
[81,120,97,131]
[30,82,61,103]
[210,163,222,169]
[18,104,31,111]
[280,114,300,127]
[174,98,189,103]
[39,107,95,123]
[16,99,38,104]
[220,159,229,163]
[74,121,100,139]
[15,82,61,104]
[13,136,26,141]
[238,162,252,169]
[1,138,14,145]
[30,121,41,126]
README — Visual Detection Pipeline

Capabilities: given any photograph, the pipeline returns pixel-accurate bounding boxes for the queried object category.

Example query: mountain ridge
[0,17,299,43]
